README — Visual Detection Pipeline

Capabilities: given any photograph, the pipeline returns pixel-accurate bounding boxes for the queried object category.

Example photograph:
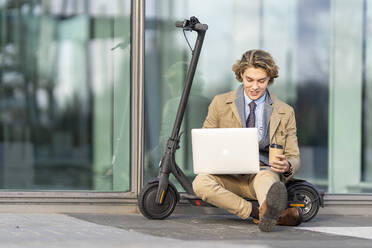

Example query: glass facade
[0,0,131,191]
[144,0,372,194]
[1,0,372,197]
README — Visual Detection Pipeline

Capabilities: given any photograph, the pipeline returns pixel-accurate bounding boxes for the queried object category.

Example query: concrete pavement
[0,208,372,247]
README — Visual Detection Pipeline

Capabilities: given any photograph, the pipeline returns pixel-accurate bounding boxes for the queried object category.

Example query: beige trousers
[192,170,280,219]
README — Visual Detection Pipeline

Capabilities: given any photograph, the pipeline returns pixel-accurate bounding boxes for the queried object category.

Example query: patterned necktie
[246,101,257,128]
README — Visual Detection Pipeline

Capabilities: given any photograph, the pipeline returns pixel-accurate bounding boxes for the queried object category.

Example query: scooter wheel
[138,182,178,219]
[287,184,320,222]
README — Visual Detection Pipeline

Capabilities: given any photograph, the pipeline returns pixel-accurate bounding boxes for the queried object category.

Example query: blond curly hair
[232,49,279,85]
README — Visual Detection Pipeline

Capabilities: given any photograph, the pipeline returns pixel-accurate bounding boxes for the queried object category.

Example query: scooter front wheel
[138,181,178,219]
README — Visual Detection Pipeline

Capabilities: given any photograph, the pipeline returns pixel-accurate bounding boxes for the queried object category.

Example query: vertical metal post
[361,0,367,182]
[131,0,145,196]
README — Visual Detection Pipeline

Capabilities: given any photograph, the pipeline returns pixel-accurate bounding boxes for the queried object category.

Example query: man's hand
[270,154,290,173]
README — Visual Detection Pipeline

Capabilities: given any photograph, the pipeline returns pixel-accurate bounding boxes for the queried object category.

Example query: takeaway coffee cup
[269,144,284,165]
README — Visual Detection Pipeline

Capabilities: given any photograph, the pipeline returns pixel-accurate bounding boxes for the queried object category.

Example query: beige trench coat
[202,88,300,179]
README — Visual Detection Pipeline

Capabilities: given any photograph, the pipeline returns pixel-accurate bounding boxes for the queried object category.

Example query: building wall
[1,0,372,195]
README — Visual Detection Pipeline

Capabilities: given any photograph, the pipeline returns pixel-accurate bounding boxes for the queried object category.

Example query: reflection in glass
[0,0,131,191]
[144,0,330,191]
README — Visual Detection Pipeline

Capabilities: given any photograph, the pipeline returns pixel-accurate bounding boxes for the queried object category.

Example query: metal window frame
[130,0,145,197]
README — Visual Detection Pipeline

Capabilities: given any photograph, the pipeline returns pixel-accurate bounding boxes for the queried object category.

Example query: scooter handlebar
[175,20,208,31]
[194,23,208,31]
[175,21,185,28]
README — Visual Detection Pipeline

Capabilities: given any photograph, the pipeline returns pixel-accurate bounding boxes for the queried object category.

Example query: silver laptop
[191,128,260,174]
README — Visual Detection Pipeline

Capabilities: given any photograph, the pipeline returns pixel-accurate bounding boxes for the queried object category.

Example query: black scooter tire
[138,182,178,220]
[287,184,320,222]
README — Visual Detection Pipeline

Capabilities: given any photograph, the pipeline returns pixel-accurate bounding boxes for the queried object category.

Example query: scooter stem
[155,18,208,205]
[170,30,206,139]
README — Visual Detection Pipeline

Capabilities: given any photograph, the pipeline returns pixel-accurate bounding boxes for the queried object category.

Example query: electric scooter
[138,16,324,222]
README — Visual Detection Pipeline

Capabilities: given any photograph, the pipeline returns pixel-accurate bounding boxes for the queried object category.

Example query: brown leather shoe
[258,182,287,232]
[255,206,303,226]
[277,207,303,226]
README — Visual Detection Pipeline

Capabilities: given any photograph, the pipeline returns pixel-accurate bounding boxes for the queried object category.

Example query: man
[192,49,302,232]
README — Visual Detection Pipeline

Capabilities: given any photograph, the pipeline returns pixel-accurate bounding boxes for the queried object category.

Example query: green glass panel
[0,0,131,191]
[144,0,330,192]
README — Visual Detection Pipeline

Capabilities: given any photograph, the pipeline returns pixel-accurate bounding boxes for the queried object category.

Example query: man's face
[241,67,270,100]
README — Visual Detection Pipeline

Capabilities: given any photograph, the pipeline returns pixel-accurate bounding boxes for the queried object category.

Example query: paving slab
[0,214,246,248]
[70,211,372,248]
[0,210,371,248]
